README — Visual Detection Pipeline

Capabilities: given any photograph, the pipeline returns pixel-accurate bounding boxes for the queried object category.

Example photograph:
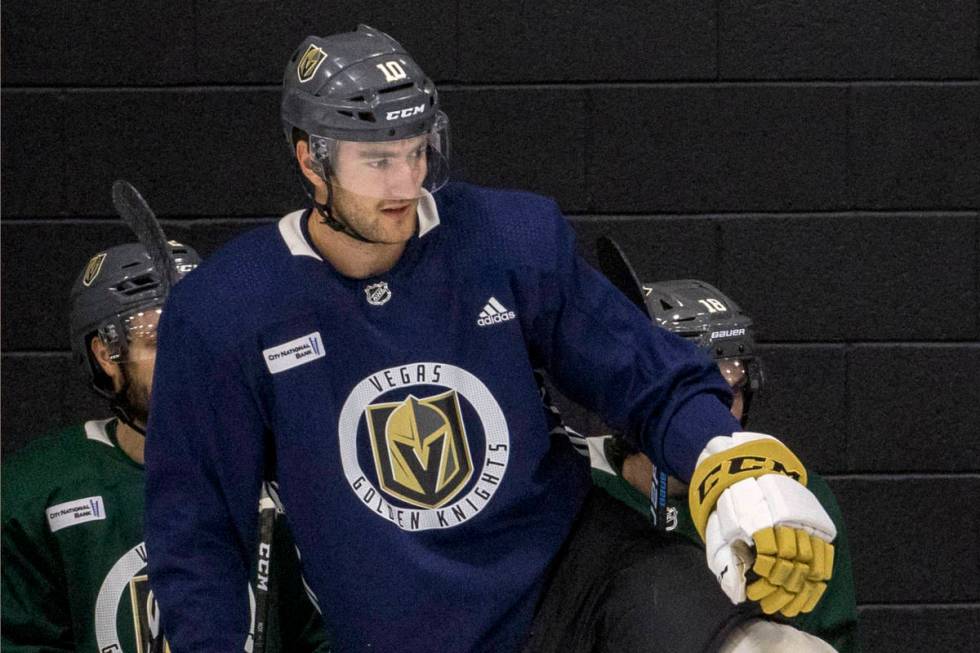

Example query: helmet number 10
[377,61,408,83]
[698,298,727,313]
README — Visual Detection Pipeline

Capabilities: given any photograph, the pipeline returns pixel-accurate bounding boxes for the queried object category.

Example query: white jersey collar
[84,418,116,448]
[278,190,441,260]
[416,189,440,237]
[278,210,321,260]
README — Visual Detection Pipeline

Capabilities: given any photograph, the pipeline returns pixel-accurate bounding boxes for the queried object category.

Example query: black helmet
[281,24,446,145]
[69,241,200,399]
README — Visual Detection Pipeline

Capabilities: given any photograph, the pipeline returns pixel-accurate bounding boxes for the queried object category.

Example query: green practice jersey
[588,435,860,653]
[2,419,329,653]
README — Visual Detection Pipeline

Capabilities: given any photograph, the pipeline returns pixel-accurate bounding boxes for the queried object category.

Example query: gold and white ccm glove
[688,432,836,618]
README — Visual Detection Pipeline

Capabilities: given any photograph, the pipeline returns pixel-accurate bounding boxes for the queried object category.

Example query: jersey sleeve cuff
[659,392,741,483]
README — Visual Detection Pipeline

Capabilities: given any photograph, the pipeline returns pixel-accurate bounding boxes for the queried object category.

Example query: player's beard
[123,374,151,428]
[331,187,418,245]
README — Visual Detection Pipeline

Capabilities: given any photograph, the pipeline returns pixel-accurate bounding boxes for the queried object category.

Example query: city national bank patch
[263,332,325,374]
[47,496,106,532]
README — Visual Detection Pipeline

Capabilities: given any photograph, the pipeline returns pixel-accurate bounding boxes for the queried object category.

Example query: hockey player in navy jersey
[145,25,837,652]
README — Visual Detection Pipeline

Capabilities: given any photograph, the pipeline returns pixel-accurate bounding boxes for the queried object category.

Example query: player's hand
[688,432,836,618]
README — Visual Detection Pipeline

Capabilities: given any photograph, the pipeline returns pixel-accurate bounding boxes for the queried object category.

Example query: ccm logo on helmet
[386,105,426,121]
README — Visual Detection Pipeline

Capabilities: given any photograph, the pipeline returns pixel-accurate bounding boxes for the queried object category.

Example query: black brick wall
[3,3,978,650]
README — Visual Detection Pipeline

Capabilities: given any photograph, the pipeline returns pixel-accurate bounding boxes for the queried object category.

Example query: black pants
[524,489,757,653]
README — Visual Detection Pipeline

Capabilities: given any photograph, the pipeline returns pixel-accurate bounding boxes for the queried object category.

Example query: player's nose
[384,157,426,199]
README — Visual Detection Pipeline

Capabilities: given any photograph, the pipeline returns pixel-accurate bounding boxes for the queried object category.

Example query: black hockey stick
[596,236,648,313]
[109,179,176,653]
[147,489,278,653]
[595,236,673,531]
[111,179,179,292]
[248,482,278,653]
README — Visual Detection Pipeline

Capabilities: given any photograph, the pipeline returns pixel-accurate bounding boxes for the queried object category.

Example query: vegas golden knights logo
[297,44,328,83]
[366,390,473,509]
[82,252,107,286]
[129,575,170,653]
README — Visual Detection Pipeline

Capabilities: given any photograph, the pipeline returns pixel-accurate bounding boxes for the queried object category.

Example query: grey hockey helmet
[69,241,200,399]
[642,279,765,420]
[281,24,450,199]
[642,280,757,362]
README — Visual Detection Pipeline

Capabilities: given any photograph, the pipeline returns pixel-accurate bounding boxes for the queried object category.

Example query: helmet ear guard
[302,145,329,184]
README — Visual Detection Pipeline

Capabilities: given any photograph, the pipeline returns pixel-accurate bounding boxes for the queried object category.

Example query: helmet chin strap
[299,161,382,245]
[311,179,379,245]
[89,346,148,436]
[739,388,755,428]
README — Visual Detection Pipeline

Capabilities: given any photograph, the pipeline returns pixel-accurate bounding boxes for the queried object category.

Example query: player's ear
[295,140,327,191]
[90,336,120,378]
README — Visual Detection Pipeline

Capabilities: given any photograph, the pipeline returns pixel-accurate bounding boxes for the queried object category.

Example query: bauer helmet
[642,280,756,361]
[69,241,200,400]
[642,279,765,422]
[281,24,450,197]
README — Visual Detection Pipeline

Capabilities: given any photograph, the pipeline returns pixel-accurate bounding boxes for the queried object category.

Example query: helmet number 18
[698,298,728,313]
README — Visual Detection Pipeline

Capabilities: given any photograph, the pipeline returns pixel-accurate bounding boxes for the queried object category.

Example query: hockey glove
[688,432,836,618]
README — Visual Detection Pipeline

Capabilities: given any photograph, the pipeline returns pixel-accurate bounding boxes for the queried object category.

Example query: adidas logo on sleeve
[477,297,516,327]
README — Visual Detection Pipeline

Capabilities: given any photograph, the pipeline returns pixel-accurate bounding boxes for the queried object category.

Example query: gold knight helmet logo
[297,44,328,83]
[129,575,170,652]
[366,390,473,509]
[82,252,107,287]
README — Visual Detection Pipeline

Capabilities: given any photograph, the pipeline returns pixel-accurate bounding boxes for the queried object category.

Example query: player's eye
[366,158,390,169]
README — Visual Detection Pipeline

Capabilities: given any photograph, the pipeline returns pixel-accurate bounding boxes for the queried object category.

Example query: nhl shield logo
[296,44,328,83]
[364,281,392,306]
[366,390,474,509]
[82,252,108,287]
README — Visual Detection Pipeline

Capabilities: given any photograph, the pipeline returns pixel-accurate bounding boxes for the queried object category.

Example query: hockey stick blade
[111,180,179,292]
[595,236,650,318]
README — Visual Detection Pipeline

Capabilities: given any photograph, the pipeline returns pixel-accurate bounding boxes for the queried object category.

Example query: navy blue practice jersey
[144,182,739,652]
